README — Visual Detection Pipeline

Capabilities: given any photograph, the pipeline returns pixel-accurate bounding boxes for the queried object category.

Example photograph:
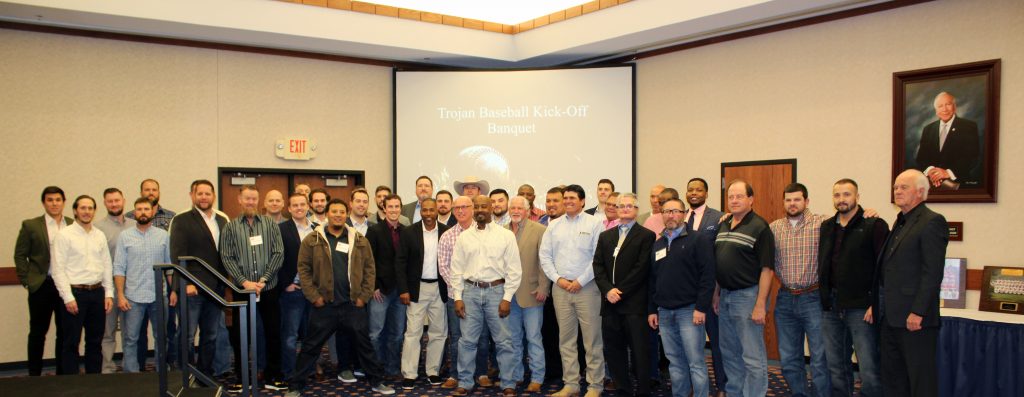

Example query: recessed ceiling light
[370,0,594,25]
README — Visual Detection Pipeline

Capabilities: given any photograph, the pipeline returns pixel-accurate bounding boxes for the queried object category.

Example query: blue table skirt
[939,316,1024,397]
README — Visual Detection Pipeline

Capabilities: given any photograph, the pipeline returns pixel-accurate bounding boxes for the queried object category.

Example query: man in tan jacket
[286,199,395,396]
[506,195,550,393]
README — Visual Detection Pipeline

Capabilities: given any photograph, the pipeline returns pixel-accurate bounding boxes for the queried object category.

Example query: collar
[663,226,686,240]
[422,221,438,233]
[106,214,127,225]
[691,204,707,214]
[619,220,636,230]
[326,225,348,239]
[45,214,66,225]
[941,115,957,126]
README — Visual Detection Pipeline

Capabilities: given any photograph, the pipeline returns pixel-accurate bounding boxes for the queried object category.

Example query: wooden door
[721,159,796,361]
[218,172,289,219]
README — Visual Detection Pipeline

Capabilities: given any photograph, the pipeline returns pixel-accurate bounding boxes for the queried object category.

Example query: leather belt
[420,279,439,283]
[465,279,505,288]
[71,283,103,290]
[782,283,819,295]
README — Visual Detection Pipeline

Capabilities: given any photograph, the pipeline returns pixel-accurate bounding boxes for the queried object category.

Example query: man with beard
[585,179,615,220]
[309,188,330,226]
[348,188,376,236]
[94,188,137,373]
[449,195,522,397]
[490,189,511,227]
[436,190,457,227]
[16,186,72,375]
[51,195,114,374]
[169,180,229,377]
[538,186,565,226]
[264,189,286,223]
[402,176,435,224]
[374,186,412,226]
[768,183,830,397]
[683,177,727,396]
[128,179,176,231]
[114,197,170,372]
[279,192,317,379]
[637,184,665,226]
[517,184,546,222]
[818,179,888,397]
[365,194,409,379]
[221,185,287,391]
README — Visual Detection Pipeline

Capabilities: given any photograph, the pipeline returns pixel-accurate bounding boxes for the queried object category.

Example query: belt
[465,279,505,288]
[420,279,439,283]
[71,283,103,290]
[782,283,819,295]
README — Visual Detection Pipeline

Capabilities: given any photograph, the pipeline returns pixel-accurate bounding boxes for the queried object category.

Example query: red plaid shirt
[769,210,827,289]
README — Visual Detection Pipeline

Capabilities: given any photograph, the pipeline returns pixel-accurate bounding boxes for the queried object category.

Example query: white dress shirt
[421,223,439,279]
[45,214,69,275]
[198,209,221,250]
[51,222,114,303]
[538,212,604,286]
[450,223,522,301]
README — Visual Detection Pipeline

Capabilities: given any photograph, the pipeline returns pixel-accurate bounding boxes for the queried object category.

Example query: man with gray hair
[506,195,549,392]
[875,169,947,397]
[914,92,980,189]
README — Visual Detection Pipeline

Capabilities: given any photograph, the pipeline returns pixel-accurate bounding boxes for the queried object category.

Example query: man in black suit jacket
[592,193,656,397]
[684,177,728,396]
[277,192,320,378]
[874,170,948,397]
[15,186,72,376]
[584,178,615,219]
[395,199,450,386]
[168,180,230,374]
[364,194,408,377]
[914,92,981,189]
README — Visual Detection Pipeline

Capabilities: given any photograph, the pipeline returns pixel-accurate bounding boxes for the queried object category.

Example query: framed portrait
[979,266,1024,315]
[892,59,1000,203]
[939,258,966,309]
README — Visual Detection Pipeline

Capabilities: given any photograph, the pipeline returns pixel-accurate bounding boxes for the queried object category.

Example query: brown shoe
[603,379,616,391]
[582,390,602,397]
[526,382,543,393]
[548,386,580,397]
[503,387,518,397]
[442,377,459,388]
[452,387,470,396]
[478,375,495,388]
[715,391,727,397]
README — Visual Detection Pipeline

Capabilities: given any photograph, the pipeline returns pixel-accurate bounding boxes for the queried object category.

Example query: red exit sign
[275,138,317,160]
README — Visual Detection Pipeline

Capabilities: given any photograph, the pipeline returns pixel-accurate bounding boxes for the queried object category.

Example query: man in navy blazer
[278,192,320,378]
[914,92,981,189]
[874,170,948,397]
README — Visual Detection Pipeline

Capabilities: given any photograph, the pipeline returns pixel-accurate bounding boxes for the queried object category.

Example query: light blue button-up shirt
[539,212,604,286]
[113,226,171,303]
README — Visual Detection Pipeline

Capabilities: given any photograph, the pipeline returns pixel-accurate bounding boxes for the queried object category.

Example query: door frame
[217,167,365,210]
[719,158,797,210]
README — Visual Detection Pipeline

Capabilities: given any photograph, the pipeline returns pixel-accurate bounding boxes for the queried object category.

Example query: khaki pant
[552,281,604,392]
[400,282,448,379]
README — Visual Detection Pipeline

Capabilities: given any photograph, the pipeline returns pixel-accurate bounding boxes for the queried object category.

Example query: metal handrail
[153,261,259,397]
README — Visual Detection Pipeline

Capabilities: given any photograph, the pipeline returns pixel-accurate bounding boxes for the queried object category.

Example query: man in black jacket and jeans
[819,179,888,397]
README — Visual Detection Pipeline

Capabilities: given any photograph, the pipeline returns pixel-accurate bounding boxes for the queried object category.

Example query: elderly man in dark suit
[15,186,73,376]
[914,91,981,189]
[874,169,948,397]
[593,192,657,397]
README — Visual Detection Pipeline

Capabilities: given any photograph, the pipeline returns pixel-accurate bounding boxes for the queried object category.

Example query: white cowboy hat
[453,176,491,196]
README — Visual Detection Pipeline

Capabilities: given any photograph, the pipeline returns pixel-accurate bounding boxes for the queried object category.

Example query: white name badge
[336,242,350,253]
[249,235,264,246]
[655,248,667,261]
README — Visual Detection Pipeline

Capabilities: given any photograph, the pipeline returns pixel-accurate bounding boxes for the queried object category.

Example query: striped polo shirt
[714,210,775,291]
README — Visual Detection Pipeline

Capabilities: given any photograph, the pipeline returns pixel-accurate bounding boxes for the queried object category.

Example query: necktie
[687,210,696,232]
[939,122,950,151]
[617,225,628,248]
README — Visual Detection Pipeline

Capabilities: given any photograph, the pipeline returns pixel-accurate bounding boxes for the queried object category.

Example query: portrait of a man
[914,92,980,190]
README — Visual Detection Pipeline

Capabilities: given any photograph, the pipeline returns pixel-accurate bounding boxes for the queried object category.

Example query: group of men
[15,169,947,397]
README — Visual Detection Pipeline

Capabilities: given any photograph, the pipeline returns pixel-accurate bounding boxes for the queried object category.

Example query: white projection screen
[394,66,635,208]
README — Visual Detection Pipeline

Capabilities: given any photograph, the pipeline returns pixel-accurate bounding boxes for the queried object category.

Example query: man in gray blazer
[506,195,550,393]
[15,186,73,376]
[401,176,434,224]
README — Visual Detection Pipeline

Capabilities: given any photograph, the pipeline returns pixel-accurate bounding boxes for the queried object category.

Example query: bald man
[914,92,980,189]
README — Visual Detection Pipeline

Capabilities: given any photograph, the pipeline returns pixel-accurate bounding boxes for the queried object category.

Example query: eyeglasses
[662,209,687,215]
[615,204,637,210]
[453,205,472,211]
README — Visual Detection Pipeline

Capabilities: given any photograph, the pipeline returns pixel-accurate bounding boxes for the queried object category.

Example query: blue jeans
[183,293,224,374]
[122,299,161,372]
[279,289,309,377]
[445,298,494,378]
[659,305,709,397]
[822,307,881,397]
[774,290,829,396]
[719,285,768,397]
[508,298,545,383]
[368,289,407,376]
[457,284,517,390]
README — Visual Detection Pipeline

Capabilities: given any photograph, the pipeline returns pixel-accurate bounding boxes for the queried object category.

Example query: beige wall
[637,0,1023,313]
[0,29,392,363]
[0,0,1020,365]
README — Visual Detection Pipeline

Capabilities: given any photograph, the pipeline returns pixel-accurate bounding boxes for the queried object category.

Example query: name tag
[336,242,350,253]
[655,248,667,261]
[249,235,263,246]
[613,247,621,257]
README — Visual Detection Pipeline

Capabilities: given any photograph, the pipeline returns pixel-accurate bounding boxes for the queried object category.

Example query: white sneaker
[372,383,396,395]
[337,370,357,383]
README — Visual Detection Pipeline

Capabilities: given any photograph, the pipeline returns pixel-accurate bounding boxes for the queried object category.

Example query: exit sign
[275,138,318,161]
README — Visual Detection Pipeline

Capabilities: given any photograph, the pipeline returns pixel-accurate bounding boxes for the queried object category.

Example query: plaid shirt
[769,209,827,289]
[438,222,471,299]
